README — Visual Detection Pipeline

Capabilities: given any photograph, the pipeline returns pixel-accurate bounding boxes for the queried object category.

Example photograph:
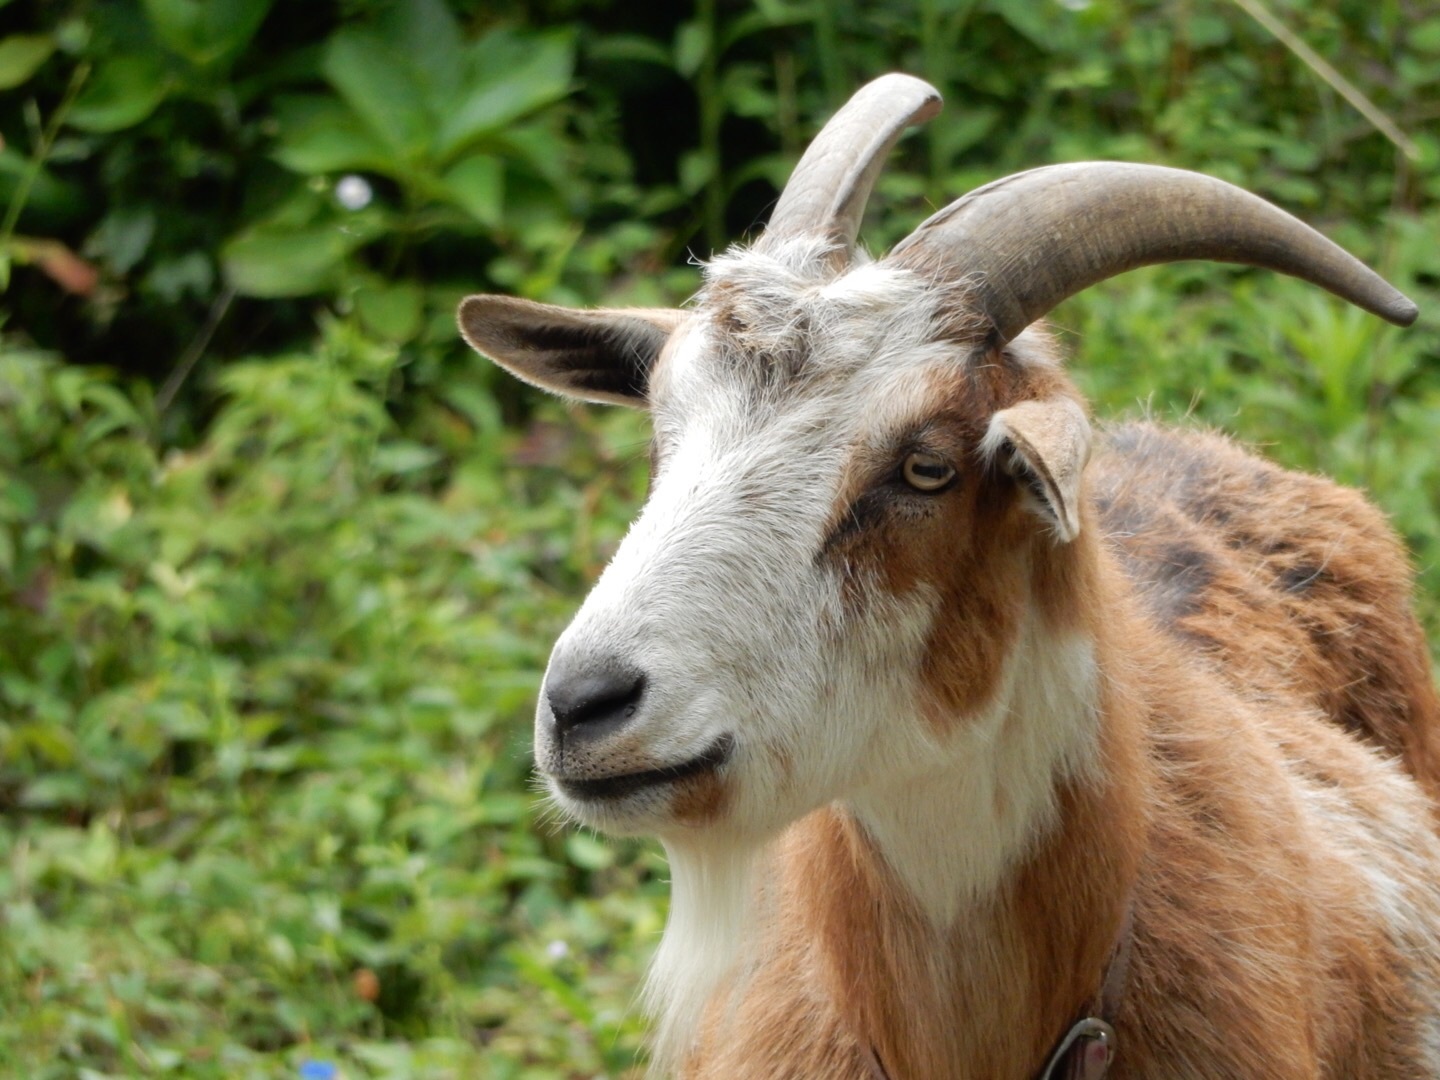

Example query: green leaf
[0,476,37,521]
[146,250,212,302]
[221,222,372,297]
[380,0,466,106]
[674,20,710,79]
[433,30,574,162]
[89,208,156,275]
[370,439,441,475]
[0,145,84,224]
[14,719,76,767]
[0,34,54,90]
[441,154,504,227]
[354,282,424,342]
[1183,13,1231,48]
[1413,17,1440,54]
[67,54,170,133]
[586,34,673,68]
[322,29,433,160]
[564,832,615,871]
[492,122,571,190]
[721,7,812,50]
[678,148,714,195]
[273,96,393,176]
[142,0,276,66]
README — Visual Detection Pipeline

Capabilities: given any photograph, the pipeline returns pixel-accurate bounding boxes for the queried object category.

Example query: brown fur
[670,770,732,825]
[683,341,1440,1078]
[1092,422,1440,803]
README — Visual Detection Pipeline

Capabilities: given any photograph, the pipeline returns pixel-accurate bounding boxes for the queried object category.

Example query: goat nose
[545,663,646,740]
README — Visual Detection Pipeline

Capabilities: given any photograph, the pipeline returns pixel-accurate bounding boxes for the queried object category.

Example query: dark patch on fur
[1103,423,1147,456]
[820,492,887,558]
[1102,423,1251,531]
[1257,536,1299,557]
[1095,491,1157,540]
[567,364,646,399]
[514,319,659,399]
[1107,536,1215,628]
[1155,542,1215,616]
[1279,563,1328,594]
[1181,489,1233,527]
[1337,701,1374,739]
[819,488,904,560]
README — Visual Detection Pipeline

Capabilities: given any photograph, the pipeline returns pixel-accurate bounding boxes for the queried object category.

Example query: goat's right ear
[458,295,686,408]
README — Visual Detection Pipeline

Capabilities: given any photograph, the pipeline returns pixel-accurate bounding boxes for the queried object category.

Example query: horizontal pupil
[913,462,946,477]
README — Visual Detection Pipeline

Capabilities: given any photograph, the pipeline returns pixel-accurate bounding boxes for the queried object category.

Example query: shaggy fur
[461,235,1440,1078]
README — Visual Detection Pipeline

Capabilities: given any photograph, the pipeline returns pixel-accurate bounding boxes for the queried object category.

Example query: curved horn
[762,73,942,262]
[886,162,1418,345]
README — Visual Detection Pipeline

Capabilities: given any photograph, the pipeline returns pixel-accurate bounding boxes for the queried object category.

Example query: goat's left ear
[983,397,1092,543]
[458,295,686,408]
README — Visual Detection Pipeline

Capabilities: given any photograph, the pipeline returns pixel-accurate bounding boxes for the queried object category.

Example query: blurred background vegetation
[0,0,1436,1075]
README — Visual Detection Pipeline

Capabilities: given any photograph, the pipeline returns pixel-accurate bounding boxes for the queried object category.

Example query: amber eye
[901,451,956,492]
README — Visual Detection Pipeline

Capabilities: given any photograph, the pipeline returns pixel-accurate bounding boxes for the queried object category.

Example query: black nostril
[546,666,646,739]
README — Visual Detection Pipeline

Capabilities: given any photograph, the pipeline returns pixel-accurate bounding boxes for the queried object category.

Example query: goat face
[459,74,1415,844]
[462,246,1094,842]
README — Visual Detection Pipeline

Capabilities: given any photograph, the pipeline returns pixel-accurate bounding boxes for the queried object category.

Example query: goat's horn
[886,162,1418,345]
[762,73,942,262]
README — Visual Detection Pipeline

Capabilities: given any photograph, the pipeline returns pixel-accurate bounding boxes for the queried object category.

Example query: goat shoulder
[1093,421,1440,803]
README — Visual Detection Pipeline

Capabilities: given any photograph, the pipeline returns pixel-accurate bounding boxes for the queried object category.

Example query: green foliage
[0,329,659,1076]
[0,0,1437,1074]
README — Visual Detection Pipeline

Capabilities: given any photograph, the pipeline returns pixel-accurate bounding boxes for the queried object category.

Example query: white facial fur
[540,244,973,835]
[536,233,1100,845]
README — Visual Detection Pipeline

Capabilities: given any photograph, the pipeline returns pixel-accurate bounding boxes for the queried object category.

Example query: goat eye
[901,451,956,492]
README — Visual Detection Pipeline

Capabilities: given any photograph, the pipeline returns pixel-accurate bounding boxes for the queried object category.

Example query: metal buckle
[1037,1017,1116,1080]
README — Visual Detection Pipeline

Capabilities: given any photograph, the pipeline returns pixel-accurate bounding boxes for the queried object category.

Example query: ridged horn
[762,73,942,263]
[886,162,1418,345]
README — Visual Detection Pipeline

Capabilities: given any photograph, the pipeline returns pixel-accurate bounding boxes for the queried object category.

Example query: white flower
[546,939,569,960]
[335,175,373,211]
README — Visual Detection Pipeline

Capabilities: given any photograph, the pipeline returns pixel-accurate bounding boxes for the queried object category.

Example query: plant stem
[1229,0,1419,161]
[0,62,91,291]
[157,284,238,414]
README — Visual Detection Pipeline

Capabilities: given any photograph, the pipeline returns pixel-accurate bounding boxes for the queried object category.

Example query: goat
[460,74,1440,1078]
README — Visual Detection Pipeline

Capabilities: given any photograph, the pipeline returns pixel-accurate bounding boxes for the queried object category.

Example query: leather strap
[1037,899,1134,1080]
[859,901,1133,1080]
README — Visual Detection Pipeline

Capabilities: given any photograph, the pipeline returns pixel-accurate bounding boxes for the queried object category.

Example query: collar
[1037,895,1133,1080]
[861,899,1134,1080]
[1035,1017,1117,1080]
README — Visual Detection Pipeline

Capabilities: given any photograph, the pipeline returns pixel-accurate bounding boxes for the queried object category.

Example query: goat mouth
[555,735,734,801]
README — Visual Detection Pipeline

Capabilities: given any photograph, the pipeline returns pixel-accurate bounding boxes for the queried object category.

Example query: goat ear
[458,295,686,407]
[983,397,1092,543]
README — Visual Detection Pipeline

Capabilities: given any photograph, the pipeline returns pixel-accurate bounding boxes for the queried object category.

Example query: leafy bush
[0,0,1436,1075]
[0,323,662,1076]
